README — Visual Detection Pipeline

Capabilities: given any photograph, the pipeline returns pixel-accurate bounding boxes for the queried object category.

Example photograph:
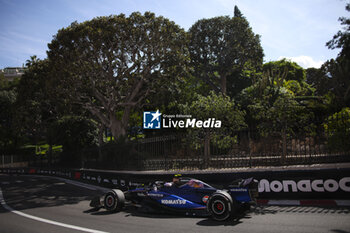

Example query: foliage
[188,9,263,95]
[239,73,314,137]
[51,115,98,166]
[321,3,350,109]
[319,58,350,108]
[324,108,350,151]
[234,5,243,18]
[181,91,246,149]
[47,12,188,140]
[0,89,17,151]
[0,73,20,90]
[326,3,350,59]
[14,58,56,144]
[306,67,330,96]
[263,59,306,82]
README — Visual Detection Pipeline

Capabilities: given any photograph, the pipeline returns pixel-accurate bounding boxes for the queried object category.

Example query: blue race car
[90,176,258,221]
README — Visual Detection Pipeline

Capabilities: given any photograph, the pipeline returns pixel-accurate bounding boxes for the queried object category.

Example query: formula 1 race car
[90,176,258,221]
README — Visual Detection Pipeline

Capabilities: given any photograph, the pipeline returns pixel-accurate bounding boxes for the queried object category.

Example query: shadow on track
[0,174,104,212]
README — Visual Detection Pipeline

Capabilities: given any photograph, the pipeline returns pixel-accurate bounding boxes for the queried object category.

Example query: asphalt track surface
[0,174,350,233]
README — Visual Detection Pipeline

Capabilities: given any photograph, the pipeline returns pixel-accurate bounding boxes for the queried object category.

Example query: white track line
[0,188,109,233]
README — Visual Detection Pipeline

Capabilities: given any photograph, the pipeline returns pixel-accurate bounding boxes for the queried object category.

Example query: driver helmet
[173,174,182,183]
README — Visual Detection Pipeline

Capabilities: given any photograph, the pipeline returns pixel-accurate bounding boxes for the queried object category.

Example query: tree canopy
[188,8,263,96]
[326,3,350,60]
[47,12,188,139]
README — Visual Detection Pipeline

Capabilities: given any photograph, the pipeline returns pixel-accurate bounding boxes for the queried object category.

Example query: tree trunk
[109,118,126,140]
[109,107,131,140]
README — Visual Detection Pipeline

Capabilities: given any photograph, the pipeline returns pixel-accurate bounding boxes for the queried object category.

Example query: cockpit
[177,178,214,189]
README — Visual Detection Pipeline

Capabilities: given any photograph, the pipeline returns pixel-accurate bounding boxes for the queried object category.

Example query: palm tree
[25,55,39,67]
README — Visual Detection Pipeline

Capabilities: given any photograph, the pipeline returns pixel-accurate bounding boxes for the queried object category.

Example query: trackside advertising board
[1,167,349,199]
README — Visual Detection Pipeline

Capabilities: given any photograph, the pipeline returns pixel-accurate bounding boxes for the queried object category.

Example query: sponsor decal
[230,188,248,192]
[258,177,350,193]
[97,176,101,183]
[74,172,81,180]
[137,193,146,197]
[202,195,209,203]
[29,168,36,174]
[129,181,142,187]
[112,179,118,185]
[148,193,164,198]
[161,199,187,205]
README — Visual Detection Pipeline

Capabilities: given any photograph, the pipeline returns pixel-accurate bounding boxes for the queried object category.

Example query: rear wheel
[207,191,234,221]
[104,189,125,212]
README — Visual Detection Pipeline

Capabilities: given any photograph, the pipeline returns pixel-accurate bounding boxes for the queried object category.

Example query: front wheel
[207,191,234,221]
[104,189,125,212]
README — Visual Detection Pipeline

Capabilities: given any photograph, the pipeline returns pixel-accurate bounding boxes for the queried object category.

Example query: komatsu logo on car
[161,199,186,205]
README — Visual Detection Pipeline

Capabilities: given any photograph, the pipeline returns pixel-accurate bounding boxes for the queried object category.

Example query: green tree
[263,59,306,82]
[188,7,263,96]
[47,12,188,140]
[181,91,246,160]
[239,72,314,137]
[326,3,350,59]
[320,58,350,108]
[306,67,330,96]
[15,58,54,145]
[324,107,350,151]
[0,89,17,152]
[52,116,98,167]
[313,3,350,111]
[234,5,243,18]
[320,2,350,108]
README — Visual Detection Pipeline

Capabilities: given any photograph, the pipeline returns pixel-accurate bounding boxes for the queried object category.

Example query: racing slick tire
[104,189,125,212]
[207,191,235,221]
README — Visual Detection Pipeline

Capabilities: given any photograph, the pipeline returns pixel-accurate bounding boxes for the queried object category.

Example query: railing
[2,116,349,171]
[79,128,349,170]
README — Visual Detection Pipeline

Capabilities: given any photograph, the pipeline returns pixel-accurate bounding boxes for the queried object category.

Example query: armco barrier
[1,167,349,200]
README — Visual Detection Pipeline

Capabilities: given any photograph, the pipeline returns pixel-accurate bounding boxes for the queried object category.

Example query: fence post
[282,127,287,164]
[163,138,167,171]
[248,130,252,168]
[204,133,210,169]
